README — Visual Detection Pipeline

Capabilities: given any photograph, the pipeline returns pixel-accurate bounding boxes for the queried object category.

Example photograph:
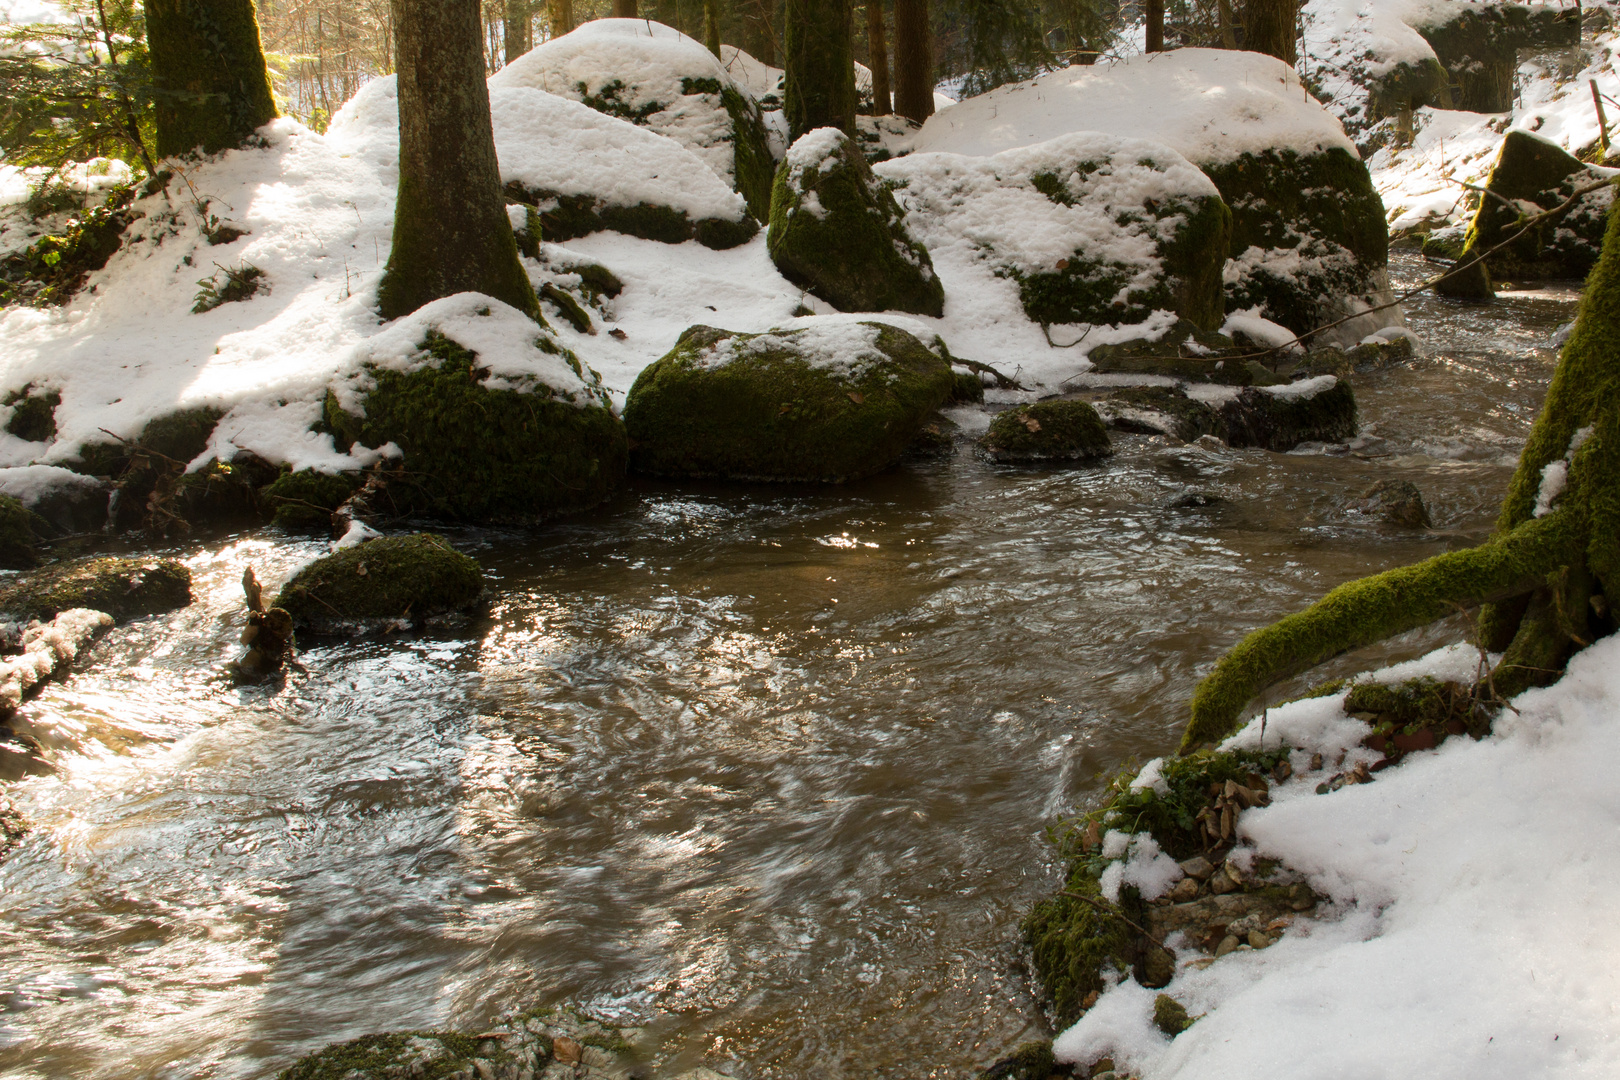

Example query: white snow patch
[1220,309,1303,352]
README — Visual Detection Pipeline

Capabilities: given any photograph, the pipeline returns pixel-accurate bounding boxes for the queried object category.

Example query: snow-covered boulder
[323,295,627,523]
[490,19,777,221]
[1435,130,1615,298]
[273,533,485,634]
[622,317,954,481]
[901,50,1400,346]
[877,132,1230,330]
[978,400,1112,464]
[768,129,944,316]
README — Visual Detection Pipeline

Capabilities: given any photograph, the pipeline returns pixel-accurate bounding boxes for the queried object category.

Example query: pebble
[1178,855,1214,879]
[1215,934,1241,957]
[1247,930,1274,949]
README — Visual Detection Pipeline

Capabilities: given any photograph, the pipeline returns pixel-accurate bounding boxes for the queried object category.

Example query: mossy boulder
[767,129,945,317]
[979,401,1112,464]
[0,496,37,569]
[505,182,757,250]
[272,534,484,633]
[0,556,191,622]
[1412,2,1579,113]
[1436,131,1616,299]
[261,469,358,532]
[876,132,1229,328]
[1099,376,1357,451]
[1207,147,1393,342]
[977,1041,1059,1080]
[331,306,627,524]
[3,386,59,443]
[623,320,955,481]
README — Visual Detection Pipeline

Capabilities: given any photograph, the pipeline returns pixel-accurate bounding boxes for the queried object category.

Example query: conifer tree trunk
[1145,0,1164,52]
[504,0,533,62]
[866,0,891,115]
[1244,0,1297,65]
[378,0,540,321]
[614,0,637,17]
[891,0,931,122]
[703,0,721,54]
[548,0,573,37]
[747,0,777,64]
[145,0,278,158]
[784,0,857,139]
[1180,195,1620,752]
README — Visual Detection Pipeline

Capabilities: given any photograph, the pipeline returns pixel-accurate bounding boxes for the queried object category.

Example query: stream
[0,252,1580,1079]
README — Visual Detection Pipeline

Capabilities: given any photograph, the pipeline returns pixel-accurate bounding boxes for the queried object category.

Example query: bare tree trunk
[378,0,539,320]
[703,0,721,54]
[1145,0,1164,52]
[1217,0,1238,48]
[784,0,856,138]
[891,0,931,123]
[613,0,637,16]
[866,0,891,115]
[504,0,532,63]
[745,0,777,65]
[1244,0,1297,64]
[548,0,573,37]
[145,0,279,158]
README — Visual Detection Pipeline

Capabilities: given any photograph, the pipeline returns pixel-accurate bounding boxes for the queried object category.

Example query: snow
[1532,423,1593,517]
[901,49,1357,166]
[1053,633,1620,1078]
[0,608,112,713]
[1257,373,1339,400]
[0,464,102,504]
[684,317,909,378]
[1098,831,1184,902]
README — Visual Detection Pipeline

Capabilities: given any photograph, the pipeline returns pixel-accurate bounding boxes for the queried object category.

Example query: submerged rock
[272,533,485,634]
[0,556,191,623]
[624,319,955,482]
[1098,376,1357,452]
[768,129,944,316]
[1358,478,1431,528]
[979,401,1112,464]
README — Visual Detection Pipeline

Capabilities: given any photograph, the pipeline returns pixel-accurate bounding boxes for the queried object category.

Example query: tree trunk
[378,0,539,321]
[1180,198,1620,751]
[504,0,532,63]
[1217,0,1238,48]
[703,0,721,55]
[784,0,857,139]
[866,0,891,115]
[548,0,573,38]
[746,0,777,65]
[1244,0,1297,65]
[1145,0,1164,52]
[891,0,931,123]
[144,0,278,159]
[613,0,637,17]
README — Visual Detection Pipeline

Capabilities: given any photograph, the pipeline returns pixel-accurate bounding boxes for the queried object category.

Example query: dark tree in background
[144,0,278,158]
[784,0,856,138]
[866,0,891,114]
[504,0,532,62]
[1244,0,1298,63]
[704,0,722,54]
[613,0,638,16]
[1145,0,1164,51]
[377,0,538,320]
[549,0,574,36]
[892,0,931,122]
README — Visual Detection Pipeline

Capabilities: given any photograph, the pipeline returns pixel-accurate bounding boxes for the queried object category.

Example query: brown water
[0,254,1580,1079]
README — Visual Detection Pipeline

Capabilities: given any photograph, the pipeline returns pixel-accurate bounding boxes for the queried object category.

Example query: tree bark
[784,0,857,139]
[703,0,721,55]
[1217,0,1238,48]
[504,0,532,63]
[613,0,637,17]
[1145,0,1164,52]
[1244,0,1298,65]
[866,0,891,115]
[144,0,278,159]
[746,0,777,65]
[891,0,931,123]
[548,0,574,38]
[378,0,539,321]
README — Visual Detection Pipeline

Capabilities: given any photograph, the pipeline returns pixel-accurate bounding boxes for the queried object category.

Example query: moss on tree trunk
[145,0,278,159]
[891,0,932,123]
[785,0,857,139]
[378,0,539,321]
[1182,186,1620,751]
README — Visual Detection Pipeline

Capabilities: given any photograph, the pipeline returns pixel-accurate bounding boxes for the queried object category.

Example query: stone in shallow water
[978,401,1112,465]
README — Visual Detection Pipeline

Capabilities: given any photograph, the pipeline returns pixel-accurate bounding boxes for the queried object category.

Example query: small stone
[1169,877,1200,902]
[542,1064,574,1080]
[1209,872,1235,895]
[1247,930,1274,949]
[1152,993,1193,1036]
[1139,944,1176,988]
[1082,990,1100,1009]
[1359,479,1431,529]
[474,1060,496,1080]
[1310,752,1324,771]
[1215,934,1240,957]
[1178,855,1214,880]
[1090,1059,1115,1077]
[553,1036,583,1064]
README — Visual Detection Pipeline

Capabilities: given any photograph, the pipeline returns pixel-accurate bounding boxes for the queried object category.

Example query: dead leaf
[848,391,865,404]
[1021,415,1042,433]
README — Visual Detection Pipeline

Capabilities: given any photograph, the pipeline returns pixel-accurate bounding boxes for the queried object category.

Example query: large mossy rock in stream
[875,132,1230,329]
[623,320,955,481]
[488,19,777,221]
[0,556,191,623]
[979,401,1113,464]
[1411,2,1579,114]
[326,298,627,524]
[1083,319,1415,387]
[273,534,484,633]
[1436,131,1617,300]
[768,129,945,316]
[1096,376,1358,451]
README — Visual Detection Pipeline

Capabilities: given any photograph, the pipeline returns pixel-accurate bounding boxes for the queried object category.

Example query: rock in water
[623,319,955,481]
[1436,131,1616,300]
[0,557,191,623]
[273,534,485,634]
[1360,479,1431,528]
[976,1041,1057,1080]
[1098,376,1357,451]
[979,401,1112,464]
[767,129,945,317]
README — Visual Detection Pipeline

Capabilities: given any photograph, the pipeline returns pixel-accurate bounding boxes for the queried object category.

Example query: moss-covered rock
[979,401,1112,464]
[0,496,38,569]
[1098,376,1357,451]
[273,534,484,633]
[1206,148,1393,342]
[277,1031,496,1080]
[1085,321,1284,386]
[1436,131,1615,299]
[334,312,627,523]
[624,320,954,481]
[1412,3,1579,113]
[0,556,191,622]
[977,1041,1060,1080]
[261,469,358,532]
[1153,994,1194,1036]
[767,129,944,316]
[3,386,59,443]
[505,182,759,251]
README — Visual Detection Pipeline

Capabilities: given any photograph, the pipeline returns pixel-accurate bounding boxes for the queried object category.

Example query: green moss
[3,386,59,443]
[766,131,945,316]
[721,84,777,222]
[145,0,278,158]
[1345,676,1480,735]
[977,1041,1057,1080]
[347,332,626,523]
[1023,874,1135,1027]
[1153,994,1193,1036]
[272,533,484,631]
[505,183,758,251]
[979,401,1112,464]
[0,189,137,308]
[1364,57,1453,125]
[0,495,38,569]
[262,469,357,531]
[0,556,192,622]
[138,406,226,463]
[1091,746,1288,859]
[624,322,954,482]
[276,1031,486,1080]
[171,455,279,529]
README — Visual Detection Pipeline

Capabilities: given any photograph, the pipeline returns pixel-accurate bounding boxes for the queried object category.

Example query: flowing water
[0,253,1581,1079]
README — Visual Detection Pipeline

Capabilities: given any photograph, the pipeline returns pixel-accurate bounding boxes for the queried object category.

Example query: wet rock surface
[273,533,486,635]
[0,556,191,623]
[979,401,1113,464]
